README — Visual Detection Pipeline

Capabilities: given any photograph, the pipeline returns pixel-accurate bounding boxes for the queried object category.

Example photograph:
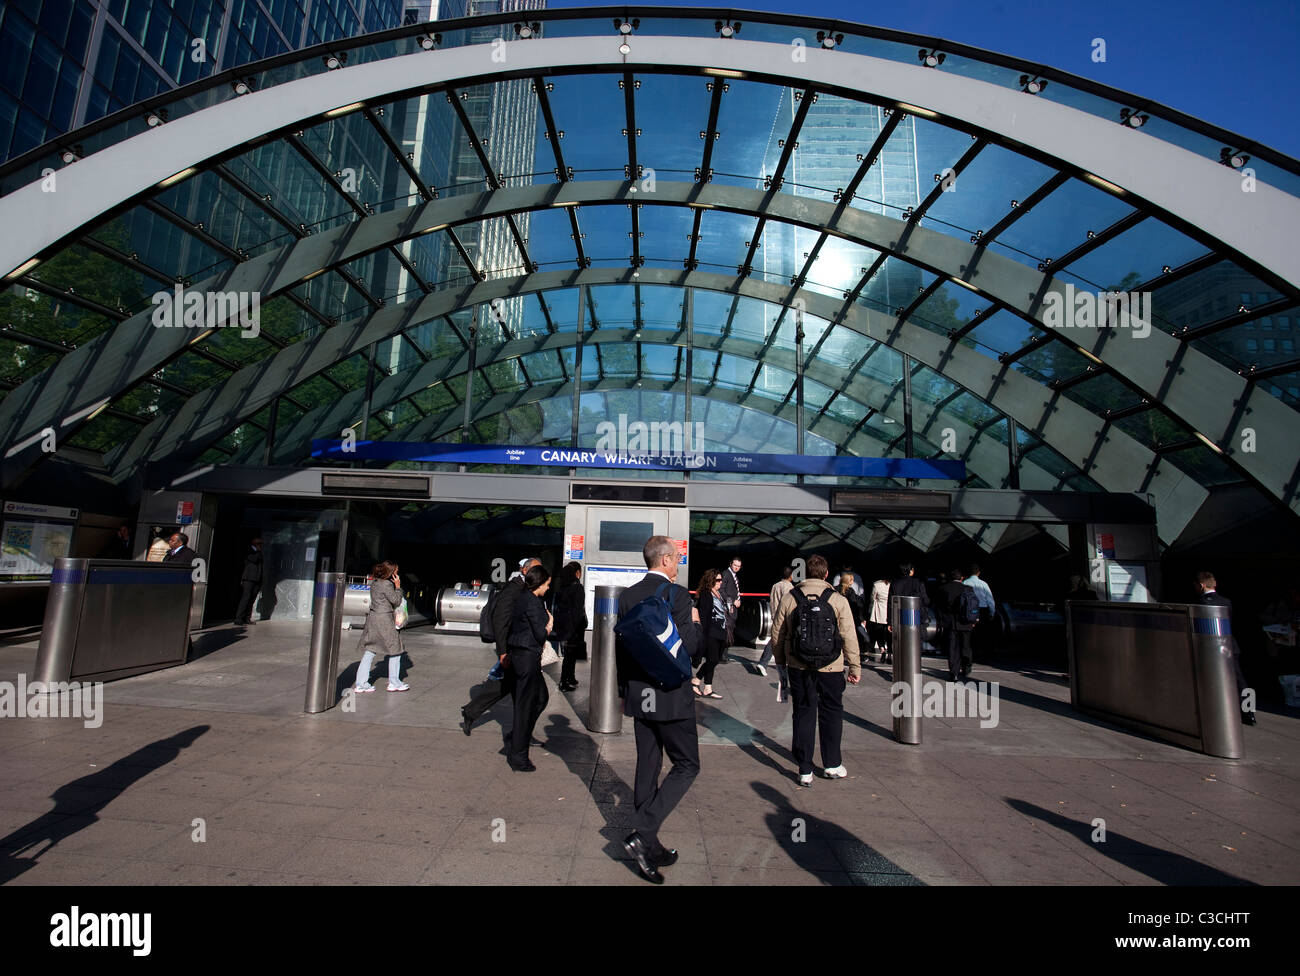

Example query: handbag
[540,640,559,667]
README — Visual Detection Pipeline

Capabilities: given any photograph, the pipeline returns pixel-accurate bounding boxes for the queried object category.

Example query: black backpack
[479,587,500,643]
[790,587,842,669]
[957,585,980,625]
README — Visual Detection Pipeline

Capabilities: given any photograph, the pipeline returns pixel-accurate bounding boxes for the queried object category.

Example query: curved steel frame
[2,182,1229,526]
[1,33,1293,539]
[4,37,1296,286]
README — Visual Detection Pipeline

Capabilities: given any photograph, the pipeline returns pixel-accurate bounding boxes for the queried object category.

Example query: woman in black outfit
[837,572,870,654]
[506,564,553,772]
[552,561,587,692]
[693,568,727,700]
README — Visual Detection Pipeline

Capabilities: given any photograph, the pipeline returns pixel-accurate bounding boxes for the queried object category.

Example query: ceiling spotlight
[715,20,741,38]
[1018,74,1047,94]
[146,112,163,126]
[614,18,638,34]
[918,49,945,67]
[514,21,540,38]
[619,40,631,56]
[817,30,844,49]
[419,33,440,50]
[1119,107,1148,128]
[232,80,251,95]
[1220,147,1250,169]
[1161,265,1172,274]
[60,150,77,163]
[324,54,346,70]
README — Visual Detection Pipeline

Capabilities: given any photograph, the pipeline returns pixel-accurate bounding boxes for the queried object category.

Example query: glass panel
[521,207,579,272]
[709,79,788,189]
[695,209,759,274]
[638,204,693,270]
[909,279,984,337]
[1112,407,1192,450]
[545,74,629,179]
[1062,219,1210,294]
[1012,339,1089,384]
[990,178,1134,269]
[924,143,1054,238]
[1161,444,1244,487]
[1061,371,1143,413]
[967,308,1035,359]
[633,73,712,183]
[803,238,883,299]
[0,332,58,384]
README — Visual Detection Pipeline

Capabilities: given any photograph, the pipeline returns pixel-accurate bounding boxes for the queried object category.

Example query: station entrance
[151,465,1159,662]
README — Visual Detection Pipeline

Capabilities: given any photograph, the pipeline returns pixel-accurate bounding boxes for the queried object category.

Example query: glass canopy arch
[1,6,1298,554]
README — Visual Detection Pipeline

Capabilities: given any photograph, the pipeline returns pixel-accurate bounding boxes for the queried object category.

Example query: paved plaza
[0,623,1297,886]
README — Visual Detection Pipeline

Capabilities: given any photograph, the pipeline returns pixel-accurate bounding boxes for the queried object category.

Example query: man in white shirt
[963,564,996,655]
[758,566,795,685]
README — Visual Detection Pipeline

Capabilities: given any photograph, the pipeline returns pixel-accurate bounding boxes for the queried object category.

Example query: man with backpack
[615,535,701,884]
[938,568,980,683]
[459,557,540,736]
[770,555,861,786]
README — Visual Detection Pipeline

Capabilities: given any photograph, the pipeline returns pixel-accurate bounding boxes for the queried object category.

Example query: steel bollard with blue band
[305,572,346,714]
[586,585,624,734]
[889,594,925,745]
[1189,603,1244,758]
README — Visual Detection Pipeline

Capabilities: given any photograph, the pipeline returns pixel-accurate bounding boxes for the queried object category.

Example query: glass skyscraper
[0,0,410,163]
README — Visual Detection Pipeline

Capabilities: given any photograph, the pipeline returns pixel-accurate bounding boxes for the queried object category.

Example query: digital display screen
[598,520,655,553]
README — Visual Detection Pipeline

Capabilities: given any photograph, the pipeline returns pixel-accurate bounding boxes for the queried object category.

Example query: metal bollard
[586,584,624,733]
[1189,603,1245,759]
[890,594,924,745]
[33,559,89,684]
[305,572,346,714]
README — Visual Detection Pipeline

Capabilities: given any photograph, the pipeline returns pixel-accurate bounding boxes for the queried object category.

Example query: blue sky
[551,0,1300,159]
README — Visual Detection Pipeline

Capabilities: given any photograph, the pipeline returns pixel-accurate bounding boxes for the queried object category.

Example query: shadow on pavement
[541,714,644,882]
[1005,798,1255,885]
[752,781,924,885]
[0,725,209,884]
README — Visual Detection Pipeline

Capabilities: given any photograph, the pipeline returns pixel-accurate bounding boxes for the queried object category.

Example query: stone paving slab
[0,623,1297,885]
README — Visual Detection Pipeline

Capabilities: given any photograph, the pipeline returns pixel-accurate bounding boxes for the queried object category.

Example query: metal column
[1189,603,1246,759]
[305,571,346,713]
[586,584,624,733]
[890,593,924,744]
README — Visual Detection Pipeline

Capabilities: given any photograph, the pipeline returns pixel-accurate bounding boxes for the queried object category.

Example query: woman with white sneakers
[354,560,408,693]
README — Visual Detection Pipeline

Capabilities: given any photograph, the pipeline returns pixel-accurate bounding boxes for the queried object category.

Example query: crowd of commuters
[329,539,1269,884]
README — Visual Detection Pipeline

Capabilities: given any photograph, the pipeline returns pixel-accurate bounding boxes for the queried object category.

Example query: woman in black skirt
[552,561,587,692]
[693,568,727,700]
[505,564,553,772]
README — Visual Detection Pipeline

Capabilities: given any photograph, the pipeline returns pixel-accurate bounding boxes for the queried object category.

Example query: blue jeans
[357,650,401,688]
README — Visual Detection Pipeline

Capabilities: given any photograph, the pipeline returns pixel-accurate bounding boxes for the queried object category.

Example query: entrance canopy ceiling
[1,6,1298,553]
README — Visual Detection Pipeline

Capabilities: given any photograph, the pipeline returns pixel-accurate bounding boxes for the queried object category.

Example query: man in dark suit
[460,558,540,736]
[617,535,702,884]
[937,568,976,683]
[235,537,263,625]
[720,557,741,659]
[163,532,198,570]
[1195,571,1255,725]
[885,562,929,663]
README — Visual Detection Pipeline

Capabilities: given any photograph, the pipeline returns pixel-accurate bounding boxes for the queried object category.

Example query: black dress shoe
[459,709,473,736]
[1242,711,1257,726]
[509,759,537,772]
[623,831,664,884]
[654,848,678,868]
